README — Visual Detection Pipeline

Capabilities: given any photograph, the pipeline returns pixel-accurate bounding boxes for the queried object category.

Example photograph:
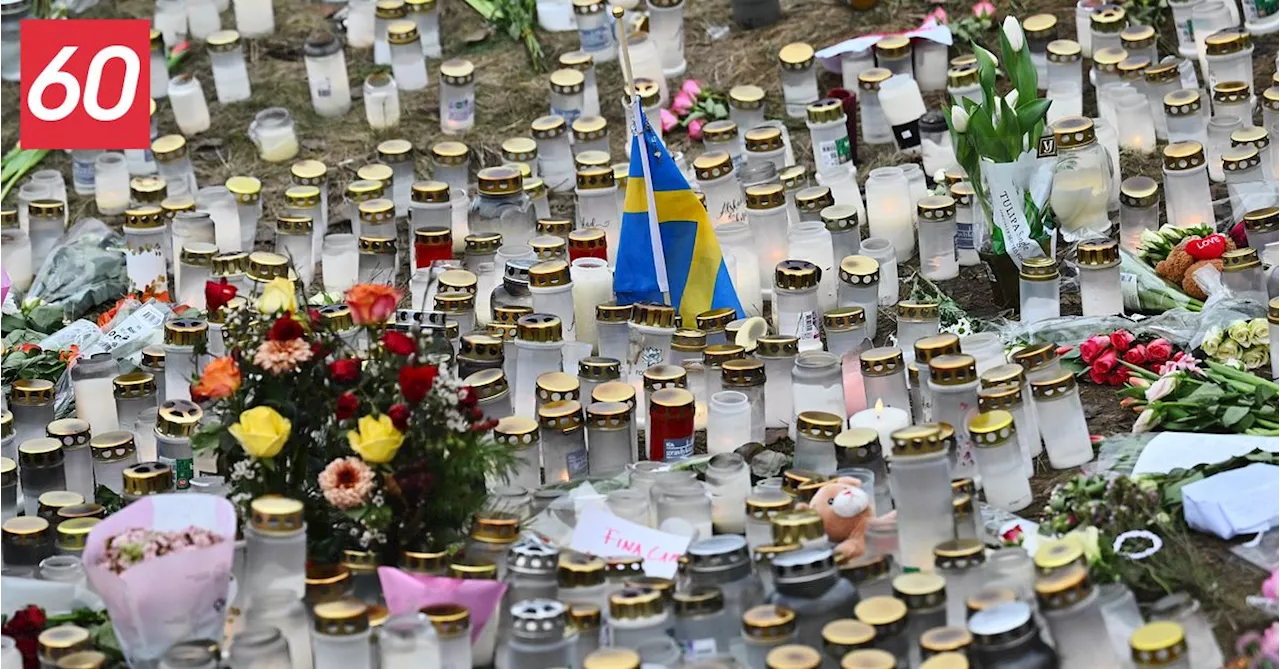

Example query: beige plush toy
[799,476,875,561]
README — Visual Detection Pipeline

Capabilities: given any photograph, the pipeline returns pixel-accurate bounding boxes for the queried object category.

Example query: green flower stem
[1205,360,1280,392]
[1121,361,1160,380]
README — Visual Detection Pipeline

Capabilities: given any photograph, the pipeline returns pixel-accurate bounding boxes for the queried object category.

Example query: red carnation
[1122,344,1148,365]
[458,386,477,407]
[308,308,323,327]
[1109,329,1135,352]
[399,364,439,404]
[383,330,416,356]
[205,278,238,313]
[329,358,361,384]
[336,392,359,421]
[1147,338,1173,363]
[388,403,411,430]
[268,315,304,342]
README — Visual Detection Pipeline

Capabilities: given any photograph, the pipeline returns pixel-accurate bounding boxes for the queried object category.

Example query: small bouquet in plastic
[83,494,236,668]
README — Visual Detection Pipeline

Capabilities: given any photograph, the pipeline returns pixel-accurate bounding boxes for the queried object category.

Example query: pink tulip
[671,91,695,116]
[972,0,995,18]
[688,118,706,140]
[680,79,702,98]
[660,108,679,133]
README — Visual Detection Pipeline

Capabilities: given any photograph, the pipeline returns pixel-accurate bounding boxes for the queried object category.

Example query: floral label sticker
[817,136,852,168]
[126,246,167,295]
[567,447,589,479]
[664,435,693,461]
[639,346,665,369]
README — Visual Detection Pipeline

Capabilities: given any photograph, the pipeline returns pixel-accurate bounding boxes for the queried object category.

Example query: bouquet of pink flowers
[84,494,236,667]
[660,79,730,140]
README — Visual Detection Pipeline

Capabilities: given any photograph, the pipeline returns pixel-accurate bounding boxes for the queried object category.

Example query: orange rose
[344,284,401,325]
[192,357,242,402]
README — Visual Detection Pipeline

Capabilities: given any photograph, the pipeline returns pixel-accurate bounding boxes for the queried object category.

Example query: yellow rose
[258,277,298,314]
[347,414,405,464]
[229,406,292,458]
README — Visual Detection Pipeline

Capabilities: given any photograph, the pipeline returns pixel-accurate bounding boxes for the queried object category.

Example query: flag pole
[613,5,636,102]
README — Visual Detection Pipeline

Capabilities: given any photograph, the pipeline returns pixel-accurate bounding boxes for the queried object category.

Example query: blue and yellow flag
[613,99,745,323]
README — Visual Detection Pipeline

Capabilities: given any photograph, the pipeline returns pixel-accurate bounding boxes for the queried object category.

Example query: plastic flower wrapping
[192,280,515,563]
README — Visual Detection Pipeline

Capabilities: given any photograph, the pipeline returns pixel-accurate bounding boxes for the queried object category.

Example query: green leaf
[27,304,64,333]
[1,313,27,332]
[1184,383,1225,405]
[1016,98,1052,134]
[1221,406,1250,426]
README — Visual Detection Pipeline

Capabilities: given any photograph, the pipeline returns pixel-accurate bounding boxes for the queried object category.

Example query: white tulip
[1004,89,1019,109]
[1003,15,1026,52]
[951,106,970,132]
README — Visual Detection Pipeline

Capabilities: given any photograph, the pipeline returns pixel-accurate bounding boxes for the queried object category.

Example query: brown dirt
[2,0,1275,647]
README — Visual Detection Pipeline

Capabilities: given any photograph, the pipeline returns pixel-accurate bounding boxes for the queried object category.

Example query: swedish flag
[613,98,745,324]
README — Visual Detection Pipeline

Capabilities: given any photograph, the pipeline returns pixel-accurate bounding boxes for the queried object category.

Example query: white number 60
[27,45,141,123]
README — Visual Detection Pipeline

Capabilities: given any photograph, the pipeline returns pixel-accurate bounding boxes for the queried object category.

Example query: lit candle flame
[874,398,885,417]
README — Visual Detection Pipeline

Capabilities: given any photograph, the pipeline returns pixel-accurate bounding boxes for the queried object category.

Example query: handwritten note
[569,507,692,578]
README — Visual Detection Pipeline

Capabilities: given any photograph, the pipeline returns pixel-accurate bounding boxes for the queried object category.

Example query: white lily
[1144,375,1178,401]
[951,106,970,133]
[1003,15,1026,52]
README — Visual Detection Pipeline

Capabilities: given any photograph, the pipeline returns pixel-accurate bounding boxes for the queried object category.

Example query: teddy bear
[797,476,875,562]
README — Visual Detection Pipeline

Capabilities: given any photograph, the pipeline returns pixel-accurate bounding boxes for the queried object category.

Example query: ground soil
[1,0,1275,649]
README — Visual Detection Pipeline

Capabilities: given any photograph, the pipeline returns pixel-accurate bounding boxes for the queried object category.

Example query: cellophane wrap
[83,494,237,668]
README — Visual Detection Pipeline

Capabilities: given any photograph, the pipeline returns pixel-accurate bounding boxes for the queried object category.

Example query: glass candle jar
[788,219,837,311]
[894,301,938,366]
[778,42,818,119]
[744,127,787,174]
[792,351,846,418]
[272,216,314,288]
[860,347,909,413]
[1035,566,1122,668]
[649,388,695,462]
[887,425,953,570]
[806,99,853,181]
[774,260,823,352]
[1028,371,1093,469]
[153,134,197,197]
[513,314,564,418]
[1075,239,1123,317]
[721,359,766,444]
[916,195,959,280]
[792,412,841,473]
[745,185,790,296]
[947,65,982,107]
[412,195,453,256]
[716,223,763,317]
[968,411,1033,511]
[1018,257,1061,324]
[154,399,202,491]
[1148,593,1223,669]
[357,234,397,285]
[207,30,251,104]
[244,496,307,602]
[1161,140,1215,229]
[383,21,428,92]
[823,307,869,362]
[834,428,892,514]
[1164,89,1209,145]
[438,58,476,134]
[547,68,586,127]
[18,438,65,517]
[837,256,879,346]
[1220,247,1269,302]
[529,116,574,194]
[3,515,56,577]
[575,168,620,265]
[745,490,794,550]
[491,417,540,491]
[1049,116,1113,242]
[88,432,135,493]
[248,107,299,163]
[863,167,914,263]
[11,380,56,450]
[696,152,746,228]
[1118,175,1160,252]
[852,598,910,668]
[927,354,980,480]
[301,32,352,118]
[857,68,894,145]
[89,151,130,216]
[312,601,373,669]
[821,205,861,264]
[361,72,400,130]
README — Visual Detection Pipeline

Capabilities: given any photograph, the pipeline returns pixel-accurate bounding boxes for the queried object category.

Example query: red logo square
[20,19,152,150]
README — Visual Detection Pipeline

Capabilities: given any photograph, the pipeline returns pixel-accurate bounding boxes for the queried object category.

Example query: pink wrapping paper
[1,269,10,304]
[377,566,507,642]
[83,494,237,667]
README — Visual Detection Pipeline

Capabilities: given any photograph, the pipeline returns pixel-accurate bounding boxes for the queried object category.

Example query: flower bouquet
[1121,357,1279,435]
[660,79,728,140]
[945,17,1054,307]
[192,278,515,562]
[1064,329,1180,386]
[1140,225,1236,302]
[82,493,235,668]
[1200,319,1271,371]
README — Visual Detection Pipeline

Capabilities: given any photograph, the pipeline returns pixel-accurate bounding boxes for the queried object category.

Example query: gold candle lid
[123,462,173,496]
[1222,146,1262,174]
[1117,55,1150,81]
[57,502,105,521]
[628,78,661,107]
[123,205,165,229]
[650,387,694,409]
[592,381,636,405]
[431,140,470,165]
[609,586,665,620]
[744,127,784,154]
[1212,80,1251,105]
[38,491,85,518]
[56,517,101,552]
[1130,621,1188,666]
[1076,238,1121,268]
[448,556,498,579]
[291,159,328,184]
[1022,12,1057,37]
[212,251,248,277]
[631,301,676,328]
[839,255,879,285]
[729,84,765,110]
[493,416,538,448]
[769,509,826,545]
[579,356,622,382]
[778,42,815,69]
[823,306,865,332]
[745,183,786,209]
[559,553,607,587]
[1035,564,1093,610]
[933,538,985,571]
[250,496,304,534]
[157,399,203,438]
[722,358,765,388]
[671,328,707,352]
[889,425,944,456]
[576,166,615,190]
[584,648,640,669]
[538,399,584,432]
[12,378,55,405]
[537,218,573,238]
[19,437,63,468]
[1019,256,1059,282]
[571,116,608,142]
[586,401,631,429]
[163,317,208,347]
[860,347,904,377]
[857,67,892,91]
[966,587,1016,616]
[673,587,724,616]
[928,353,977,386]
[704,343,746,366]
[305,563,352,603]
[400,548,448,574]
[947,65,978,88]
[854,596,908,633]
[1163,89,1202,117]
[693,152,733,181]
[702,119,739,145]
[823,618,875,650]
[574,150,611,171]
[841,650,897,669]
[536,370,580,403]
[977,383,1023,412]
[440,57,475,85]
[313,599,369,636]
[775,259,821,291]
[1120,175,1160,208]
[917,195,956,221]
[1221,247,1261,272]
[180,243,218,267]
[477,166,523,196]
[517,313,563,342]
[151,134,187,161]
[1090,3,1126,32]
[873,34,910,58]
[46,418,90,446]
[470,510,520,544]
[1247,207,1279,235]
[247,251,291,282]
[38,625,91,662]
[756,334,799,358]
[796,187,835,213]
[742,605,797,639]
[765,645,821,669]
[0,411,9,439]
[892,572,946,610]
[1034,538,1085,573]
[55,651,107,669]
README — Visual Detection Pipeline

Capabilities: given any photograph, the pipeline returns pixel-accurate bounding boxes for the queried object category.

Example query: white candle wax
[848,400,911,448]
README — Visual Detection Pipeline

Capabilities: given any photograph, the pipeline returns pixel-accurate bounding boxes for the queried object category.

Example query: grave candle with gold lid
[312,600,373,669]
[1030,371,1093,469]
[1035,565,1122,668]
[887,426,953,570]
[968,410,1033,511]
[1076,239,1123,317]
[853,597,909,668]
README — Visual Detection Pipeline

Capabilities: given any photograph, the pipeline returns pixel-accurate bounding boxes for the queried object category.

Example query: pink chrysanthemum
[253,339,313,375]
[319,457,376,509]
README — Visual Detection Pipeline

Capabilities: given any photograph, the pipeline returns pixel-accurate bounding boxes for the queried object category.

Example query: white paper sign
[81,302,169,358]
[1131,432,1279,476]
[38,320,103,352]
[569,507,692,578]
[979,152,1050,266]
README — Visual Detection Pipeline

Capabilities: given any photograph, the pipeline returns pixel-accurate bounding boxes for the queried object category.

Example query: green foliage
[462,0,545,70]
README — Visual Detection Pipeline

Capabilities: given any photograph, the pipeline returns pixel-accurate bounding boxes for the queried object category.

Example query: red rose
[1089,365,1110,384]
[388,403,411,430]
[336,392,359,421]
[1147,338,1173,363]
[1122,343,1148,365]
[1109,330,1135,352]
[2,605,46,637]
[1228,221,1249,249]
[329,358,361,384]
[1079,335,1110,363]
[1090,348,1119,381]
[268,315,304,342]
[205,278,238,313]
[399,365,439,403]
[1107,367,1130,386]
[383,330,416,356]
[458,386,477,407]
